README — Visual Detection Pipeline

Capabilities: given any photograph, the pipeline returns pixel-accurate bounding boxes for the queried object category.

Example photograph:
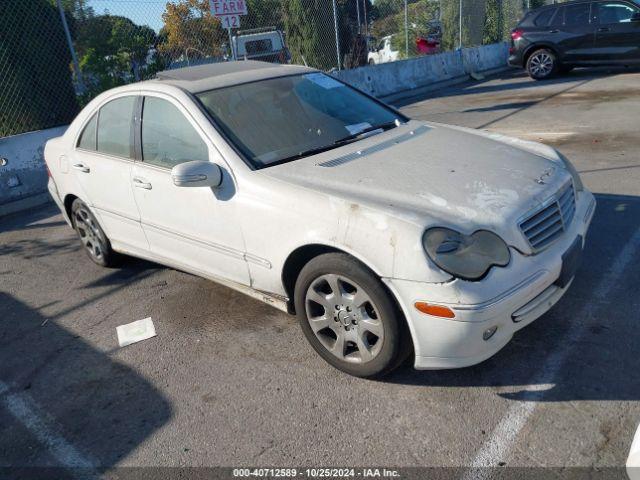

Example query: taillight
[45,164,52,177]
[511,29,523,41]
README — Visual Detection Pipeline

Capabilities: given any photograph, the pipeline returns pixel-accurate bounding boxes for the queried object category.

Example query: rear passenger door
[551,3,597,63]
[72,95,148,251]
[593,1,640,63]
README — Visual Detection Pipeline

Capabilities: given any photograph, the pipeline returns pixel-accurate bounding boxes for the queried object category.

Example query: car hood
[262,121,573,250]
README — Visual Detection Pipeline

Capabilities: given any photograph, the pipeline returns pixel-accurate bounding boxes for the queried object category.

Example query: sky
[88,0,167,32]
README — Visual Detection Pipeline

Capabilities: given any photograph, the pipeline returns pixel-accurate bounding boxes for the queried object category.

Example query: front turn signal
[414,302,455,319]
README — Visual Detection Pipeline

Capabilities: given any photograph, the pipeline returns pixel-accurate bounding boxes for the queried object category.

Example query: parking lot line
[0,380,97,476]
[464,225,640,477]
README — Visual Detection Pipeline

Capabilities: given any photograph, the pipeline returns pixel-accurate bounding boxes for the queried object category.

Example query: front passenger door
[131,94,250,285]
[593,1,640,63]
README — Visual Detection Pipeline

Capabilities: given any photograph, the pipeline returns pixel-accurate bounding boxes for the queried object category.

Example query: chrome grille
[519,181,576,252]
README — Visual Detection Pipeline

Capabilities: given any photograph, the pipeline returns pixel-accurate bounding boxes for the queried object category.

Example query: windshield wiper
[333,120,400,146]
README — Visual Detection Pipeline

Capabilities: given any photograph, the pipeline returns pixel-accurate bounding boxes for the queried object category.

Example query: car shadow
[385,193,640,403]
[0,292,173,477]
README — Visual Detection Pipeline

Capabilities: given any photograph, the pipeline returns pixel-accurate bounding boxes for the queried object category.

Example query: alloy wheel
[74,207,105,261]
[529,52,554,78]
[305,274,384,364]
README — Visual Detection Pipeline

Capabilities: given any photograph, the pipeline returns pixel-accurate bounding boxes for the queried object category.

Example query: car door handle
[597,27,610,32]
[132,177,152,190]
[548,29,559,33]
[72,163,90,173]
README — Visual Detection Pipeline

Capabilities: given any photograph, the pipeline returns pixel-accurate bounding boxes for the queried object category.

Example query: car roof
[151,60,316,93]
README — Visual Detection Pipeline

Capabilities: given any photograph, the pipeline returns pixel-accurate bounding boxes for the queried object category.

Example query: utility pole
[458,0,463,49]
[404,0,409,57]
[56,0,85,93]
[332,0,341,70]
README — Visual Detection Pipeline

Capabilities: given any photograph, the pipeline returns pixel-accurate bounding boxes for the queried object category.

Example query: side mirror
[632,12,640,22]
[171,160,222,188]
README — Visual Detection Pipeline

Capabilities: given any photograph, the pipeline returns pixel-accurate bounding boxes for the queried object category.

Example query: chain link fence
[2,0,567,138]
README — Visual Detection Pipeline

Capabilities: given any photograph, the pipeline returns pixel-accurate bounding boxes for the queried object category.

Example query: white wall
[332,42,509,103]
[0,126,67,207]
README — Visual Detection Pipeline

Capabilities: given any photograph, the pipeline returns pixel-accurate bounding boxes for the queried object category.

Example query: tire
[71,198,119,267]
[526,48,558,80]
[294,253,410,378]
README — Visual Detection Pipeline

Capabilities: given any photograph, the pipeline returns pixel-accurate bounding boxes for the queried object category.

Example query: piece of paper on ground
[116,317,156,347]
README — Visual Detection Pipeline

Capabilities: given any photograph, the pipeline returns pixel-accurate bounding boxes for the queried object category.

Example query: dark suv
[509,0,640,79]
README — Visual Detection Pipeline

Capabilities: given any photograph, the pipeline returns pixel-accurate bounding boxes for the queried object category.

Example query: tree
[72,14,157,101]
[282,0,339,70]
[242,0,284,30]
[0,0,79,136]
[159,0,227,62]
[482,0,503,45]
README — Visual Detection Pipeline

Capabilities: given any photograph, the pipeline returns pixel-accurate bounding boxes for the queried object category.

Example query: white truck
[232,27,290,64]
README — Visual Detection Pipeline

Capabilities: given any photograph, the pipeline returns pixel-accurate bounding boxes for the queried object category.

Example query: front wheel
[526,48,557,80]
[295,253,410,378]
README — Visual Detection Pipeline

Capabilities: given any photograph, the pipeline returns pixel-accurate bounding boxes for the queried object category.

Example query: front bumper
[384,190,596,370]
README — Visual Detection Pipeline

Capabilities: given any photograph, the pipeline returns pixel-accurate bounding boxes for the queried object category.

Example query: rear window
[245,39,275,55]
[534,8,557,26]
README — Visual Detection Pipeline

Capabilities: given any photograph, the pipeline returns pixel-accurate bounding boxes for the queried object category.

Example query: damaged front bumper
[383,190,596,370]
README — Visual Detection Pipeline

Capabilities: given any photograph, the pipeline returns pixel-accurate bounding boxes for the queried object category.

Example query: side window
[96,96,136,158]
[535,9,556,27]
[565,3,592,26]
[141,97,208,169]
[551,6,565,26]
[77,113,97,150]
[596,2,638,24]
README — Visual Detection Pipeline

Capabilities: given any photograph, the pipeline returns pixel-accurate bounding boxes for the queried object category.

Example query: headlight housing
[422,228,510,281]
[556,151,584,192]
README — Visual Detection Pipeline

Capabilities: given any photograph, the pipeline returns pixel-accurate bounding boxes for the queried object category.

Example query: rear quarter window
[77,113,97,150]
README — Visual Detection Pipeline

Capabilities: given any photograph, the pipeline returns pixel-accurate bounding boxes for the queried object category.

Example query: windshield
[196,73,404,168]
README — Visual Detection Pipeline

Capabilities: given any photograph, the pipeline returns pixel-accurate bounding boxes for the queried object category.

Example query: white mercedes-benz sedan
[45,61,595,377]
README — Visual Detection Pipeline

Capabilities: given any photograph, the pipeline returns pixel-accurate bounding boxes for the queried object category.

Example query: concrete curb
[332,42,510,103]
[0,192,52,219]
[381,66,511,105]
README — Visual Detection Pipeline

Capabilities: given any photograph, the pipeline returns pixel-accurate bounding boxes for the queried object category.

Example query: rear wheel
[295,253,410,378]
[71,199,119,267]
[526,48,557,80]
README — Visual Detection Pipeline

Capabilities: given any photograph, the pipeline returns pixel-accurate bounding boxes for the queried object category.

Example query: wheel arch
[281,244,403,318]
[63,193,79,225]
